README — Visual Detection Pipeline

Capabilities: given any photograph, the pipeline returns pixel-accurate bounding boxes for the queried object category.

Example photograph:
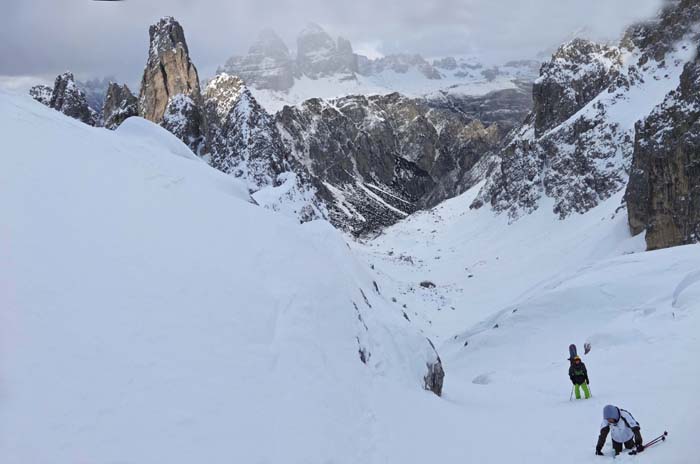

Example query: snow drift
[0,91,442,464]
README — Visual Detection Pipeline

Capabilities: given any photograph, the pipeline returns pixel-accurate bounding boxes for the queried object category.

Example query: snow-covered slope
[0,91,443,463]
[354,184,700,463]
[2,87,698,463]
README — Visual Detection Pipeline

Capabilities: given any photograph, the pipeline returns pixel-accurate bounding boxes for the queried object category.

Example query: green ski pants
[574,382,591,399]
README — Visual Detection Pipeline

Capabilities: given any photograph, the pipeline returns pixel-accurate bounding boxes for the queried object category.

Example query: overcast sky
[0,0,663,88]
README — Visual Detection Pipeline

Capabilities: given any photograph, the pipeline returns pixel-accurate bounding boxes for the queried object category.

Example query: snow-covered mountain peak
[473,0,700,227]
[219,24,541,112]
[296,23,357,79]
[203,73,246,121]
[249,28,290,57]
[148,16,189,59]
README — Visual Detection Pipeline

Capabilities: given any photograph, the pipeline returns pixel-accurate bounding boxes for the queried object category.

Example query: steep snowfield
[2,89,698,463]
[0,91,441,464]
[355,187,700,462]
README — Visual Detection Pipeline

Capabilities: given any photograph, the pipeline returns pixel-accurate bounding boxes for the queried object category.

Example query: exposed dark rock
[276,92,505,234]
[102,83,138,130]
[533,39,622,138]
[203,73,325,222]
[626,48,700,250]
[205,73,286,187]
[48,72,97,126]
[29,85,52,106]
[161,94,205,152]
[473,0,700,223]
[423,339,445,397]
[427,84,533,136]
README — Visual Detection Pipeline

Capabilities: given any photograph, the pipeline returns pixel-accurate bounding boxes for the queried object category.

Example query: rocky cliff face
[203,73,325,222]
[30,76,107,125]
[473,0,700,223]
[625,30,700,249]
[138,16,203,141]
[29,84,52,106]
[30,16,527,235]
[427,83,533,134]
[358,54,441,80]
[205,74,287,189]
[48,72,97,126]
[219,30,296,91]
[102,83,138,130]
[296,23,358,80]
[532,39,622,137]
[276,92,504,234]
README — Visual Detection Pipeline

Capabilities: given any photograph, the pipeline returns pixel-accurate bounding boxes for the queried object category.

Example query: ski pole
[647,432,667,447]
[569,385,574,401]
[644,431,668,449]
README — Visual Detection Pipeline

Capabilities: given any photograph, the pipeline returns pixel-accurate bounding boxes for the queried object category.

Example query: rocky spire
[138,17,205,151]
[296,23,358,79]
[102,83,138,130]
[49,72,97,126]
[219,29,296,91]
[138,17,202,125]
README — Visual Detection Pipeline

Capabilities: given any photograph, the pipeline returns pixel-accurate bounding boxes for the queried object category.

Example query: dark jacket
[569,361,589,385]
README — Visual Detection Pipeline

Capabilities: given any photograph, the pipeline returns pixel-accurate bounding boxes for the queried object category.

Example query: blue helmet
[603,405,620,422]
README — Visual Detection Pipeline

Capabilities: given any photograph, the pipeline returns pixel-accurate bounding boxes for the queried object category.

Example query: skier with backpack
[569,355,591,399]
[595,405,644,456]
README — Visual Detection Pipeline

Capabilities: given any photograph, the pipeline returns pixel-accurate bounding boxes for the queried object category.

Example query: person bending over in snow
[568,355,590,399]
[596,405,644,456]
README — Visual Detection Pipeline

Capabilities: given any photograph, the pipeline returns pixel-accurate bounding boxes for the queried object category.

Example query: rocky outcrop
[358,54,441,80]
[29,85,52,106]
[296,23,358,79]
[30,76,106,125]
[423,339,445,396]
[48,72,97,126]
[138,17,202,127]
[203,73,325,222]
[276,92,504,234]
[626,48,700,250]
[427,84,533,133]
[102,83,138,130]
[161,94,206,152]
[218,29,295,91]
[473,0,700,222]
[532,39,623,138]
[205,73,287,188]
